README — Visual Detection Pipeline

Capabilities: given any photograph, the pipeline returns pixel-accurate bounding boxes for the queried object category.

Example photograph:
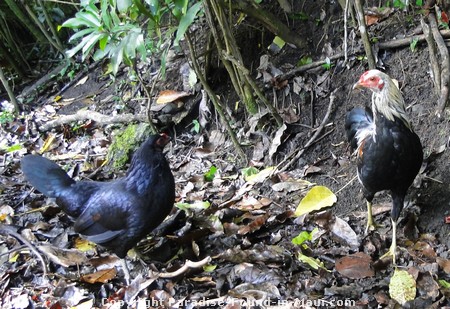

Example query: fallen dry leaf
[156,90,190,104]
[437,257,450,274]
[81,268,117,284]
[38,244,88,267]
[335,252,374,279]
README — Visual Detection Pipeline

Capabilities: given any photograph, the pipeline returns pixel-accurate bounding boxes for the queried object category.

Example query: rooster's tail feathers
[21,155,75,197]
[345,107,373,150]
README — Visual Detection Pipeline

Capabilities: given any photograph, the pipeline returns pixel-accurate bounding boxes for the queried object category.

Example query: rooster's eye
[369,77,375,81]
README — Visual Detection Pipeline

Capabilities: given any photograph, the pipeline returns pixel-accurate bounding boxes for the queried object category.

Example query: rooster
[345,70,423,263]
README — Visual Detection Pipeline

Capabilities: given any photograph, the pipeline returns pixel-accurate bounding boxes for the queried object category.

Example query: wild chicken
[21,134,175,273]
[345,70,423,263]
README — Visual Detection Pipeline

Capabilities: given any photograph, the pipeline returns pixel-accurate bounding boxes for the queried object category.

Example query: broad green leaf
[76,10,101,28]
[101,0,113,29]
[389,269,416,305]
[174,0,189,15]
[294,185,336,217]
[174,1,202,46]
[111,43,124,75]
[147,0,160,16]
[93,43,112,61]
[99,35,109,50]
[297,252,329,271]
[66,32,97,58]
[117,0,132,13]
[81,33,104,61]
[61,17,91,28]
[109,6,121,26]
[68,27,97,42]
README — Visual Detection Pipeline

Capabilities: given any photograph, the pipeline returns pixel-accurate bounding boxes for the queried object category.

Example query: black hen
[21,134,175,259]
[345,70,423,263]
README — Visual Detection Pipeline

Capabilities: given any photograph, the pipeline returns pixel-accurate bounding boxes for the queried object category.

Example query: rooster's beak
[353,81,363,90]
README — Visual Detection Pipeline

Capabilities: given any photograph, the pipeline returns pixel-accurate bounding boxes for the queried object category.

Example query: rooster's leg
[379,219,397,264]
[365,201,382,233]
[121,258,131,284]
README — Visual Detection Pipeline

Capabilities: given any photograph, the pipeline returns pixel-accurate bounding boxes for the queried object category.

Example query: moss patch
[107,123,153,170]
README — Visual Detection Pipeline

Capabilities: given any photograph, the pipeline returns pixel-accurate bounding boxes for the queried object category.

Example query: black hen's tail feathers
[345,107,373,150]
[21,155,75,197]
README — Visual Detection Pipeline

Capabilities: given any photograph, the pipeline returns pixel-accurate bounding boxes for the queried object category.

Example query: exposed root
[158,256,212,279]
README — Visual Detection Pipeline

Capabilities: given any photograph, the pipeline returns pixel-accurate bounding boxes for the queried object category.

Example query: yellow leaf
[297,252,329,271]
[74,237,96,252]
[389,268,416,305]
[294,185,337,217]
[245,166,276,184]
[39,134,56,154]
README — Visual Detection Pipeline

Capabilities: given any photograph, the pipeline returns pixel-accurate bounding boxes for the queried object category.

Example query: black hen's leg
[364,192,381,234]
[380,193,405,264]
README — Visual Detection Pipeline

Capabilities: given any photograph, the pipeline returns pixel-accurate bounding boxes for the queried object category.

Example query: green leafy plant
[290,11,309,21]
[291,228,318,248]
[191,119,201,133]
[61,0,203,75]
[204,165,217,181]
[61,0,147,75]
[297,55,312,67]
[0,111,14,124]
[410,38,419,52]
[321,57,334,70]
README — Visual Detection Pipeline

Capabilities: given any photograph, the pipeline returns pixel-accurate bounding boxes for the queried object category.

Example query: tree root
[427,6,450,117]
[158,256,212,278]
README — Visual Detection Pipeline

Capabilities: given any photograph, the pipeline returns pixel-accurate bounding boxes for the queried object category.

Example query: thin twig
[279,88,338,172]
[335,175,358,195]
[276,30,450,82]
[40,110,148,131]
[0,224,48,278]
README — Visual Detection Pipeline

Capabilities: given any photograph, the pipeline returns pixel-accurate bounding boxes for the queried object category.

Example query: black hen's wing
[357,116,423,197]
[345,107,373,150]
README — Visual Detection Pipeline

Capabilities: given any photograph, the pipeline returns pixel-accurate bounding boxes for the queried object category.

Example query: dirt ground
[1,0,450,308]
